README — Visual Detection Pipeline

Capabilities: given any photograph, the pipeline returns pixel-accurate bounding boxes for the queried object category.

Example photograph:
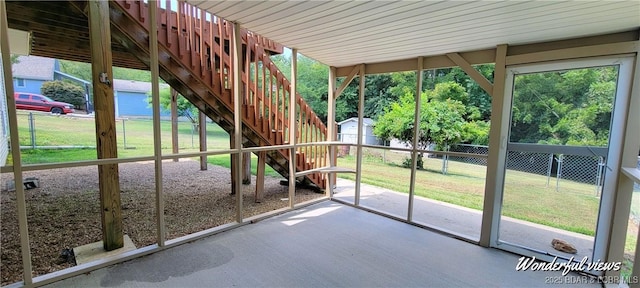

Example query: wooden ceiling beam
[334,64,360,98]
[5,1,146,70]
[334,30,639,77]
[6,1,89,29]
[446,52,493,96]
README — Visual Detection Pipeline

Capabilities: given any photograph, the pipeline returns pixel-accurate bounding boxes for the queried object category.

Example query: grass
[19,148,96,163]
[336,149,627,237]
[207,154,281,178]
[9,111,232,164]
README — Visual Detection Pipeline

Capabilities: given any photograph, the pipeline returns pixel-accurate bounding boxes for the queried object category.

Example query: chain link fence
[337,141,638,194]
[449,144,612,194]
[449,144,488,166]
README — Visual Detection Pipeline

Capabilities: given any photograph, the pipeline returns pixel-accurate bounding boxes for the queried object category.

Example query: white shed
[337,117,380,145]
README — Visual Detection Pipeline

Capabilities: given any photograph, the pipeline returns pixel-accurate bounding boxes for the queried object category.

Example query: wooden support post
[334,65,360,99]
[408,57,424,222]
[149,0,165,247]
[1,1,33,283]
[242,152,251,184]
[480,44,508,248]
[354,64,364,206]
[333,125,338,187]
[171,88,179,161]
[229,137,237,195]
[327,66,337,196]
[446,53,493,96]
[88,0,123,251]
[255,151,266,203]
[231,22,243,221]
[289,48,298,208]
[199,111,207,170]
[633,233,640,288]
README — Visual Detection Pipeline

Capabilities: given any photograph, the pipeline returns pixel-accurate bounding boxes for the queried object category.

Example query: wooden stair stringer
[107,1,296,184]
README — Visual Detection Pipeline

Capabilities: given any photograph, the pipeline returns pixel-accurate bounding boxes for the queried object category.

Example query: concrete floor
[45,201,598,288]
[333,179,595,261]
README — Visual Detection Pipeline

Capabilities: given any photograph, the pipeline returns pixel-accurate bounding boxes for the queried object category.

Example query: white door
[494,56,634,275]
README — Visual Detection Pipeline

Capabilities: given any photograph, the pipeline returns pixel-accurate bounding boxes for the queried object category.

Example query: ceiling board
[242,1,325,29]
[226,1,293,23]
[257,2,355,35]
[288,2,411,39]
[186,0,640,68]
[262,2,468,49]
[291,2,608,51]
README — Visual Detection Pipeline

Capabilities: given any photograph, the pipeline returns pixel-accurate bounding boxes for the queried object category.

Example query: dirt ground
[0,160,323,285]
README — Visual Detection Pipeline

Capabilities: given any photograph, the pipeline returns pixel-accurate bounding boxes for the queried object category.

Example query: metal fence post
[546,153,553,187]
[122,119,127,149]
[28,112,35,148]
[555,154,563,192]
[191,123,195,148]
[441,144,449,175]
[383,144,386,164]
[595,156,605,196]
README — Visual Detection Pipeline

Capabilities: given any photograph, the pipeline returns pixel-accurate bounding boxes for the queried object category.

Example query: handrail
[507,143,607,157]
[621,167,640,183]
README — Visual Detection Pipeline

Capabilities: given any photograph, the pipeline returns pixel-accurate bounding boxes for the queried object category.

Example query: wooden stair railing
[110,0,329,189]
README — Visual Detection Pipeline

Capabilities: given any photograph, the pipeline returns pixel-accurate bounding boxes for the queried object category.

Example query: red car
[14,92,75,114]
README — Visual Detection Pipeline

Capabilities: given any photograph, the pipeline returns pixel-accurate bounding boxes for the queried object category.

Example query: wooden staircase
[107,0,329,189]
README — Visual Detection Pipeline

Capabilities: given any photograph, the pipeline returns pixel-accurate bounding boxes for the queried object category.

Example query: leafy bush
[41,80,85,109]
[402,154,423,169]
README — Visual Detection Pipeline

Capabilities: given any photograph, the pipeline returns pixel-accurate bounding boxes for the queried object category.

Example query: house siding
[116,91,169,117]
[13,78,47,95]
[12,57,171,117]
[0,58,9,166]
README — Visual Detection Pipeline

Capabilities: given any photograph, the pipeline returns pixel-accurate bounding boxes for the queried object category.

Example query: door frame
[487,55,635,272]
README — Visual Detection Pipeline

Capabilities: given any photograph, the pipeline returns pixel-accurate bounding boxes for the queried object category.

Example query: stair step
[295,166,356,177]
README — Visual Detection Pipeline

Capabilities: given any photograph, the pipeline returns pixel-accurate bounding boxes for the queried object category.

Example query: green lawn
[336,149,630,237]
[12,112,281,178]
[11,111,231,163]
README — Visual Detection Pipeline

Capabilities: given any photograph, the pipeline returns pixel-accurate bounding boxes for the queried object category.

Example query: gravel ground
[0,159,323,285]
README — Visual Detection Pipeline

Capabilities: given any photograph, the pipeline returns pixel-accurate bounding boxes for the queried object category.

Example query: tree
[389,71,416,100]
[374,82,471,169]
[364,74,397,120]
[272,54,401,123]
[149,87,199,125]
[422,65,494,121]
[297,55,330,122]
[421,99,467,150]
[10,54,19,64]
[510,66,617,146]
[272,54,331,122]
[58,60,92,81]
[59,59,154,83]
[40,80,86,109]
[113,67,152,82]
[272,54,494,132]
[373,93,419,149]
